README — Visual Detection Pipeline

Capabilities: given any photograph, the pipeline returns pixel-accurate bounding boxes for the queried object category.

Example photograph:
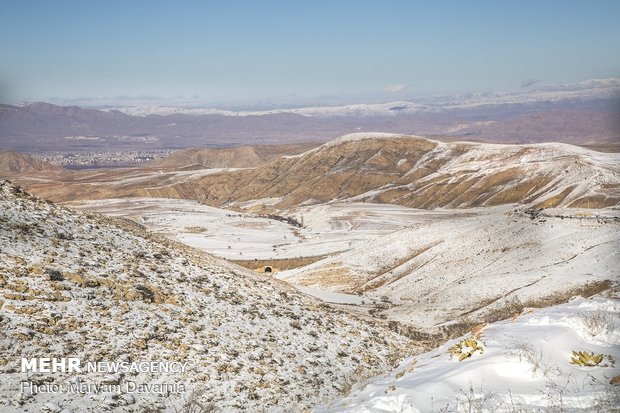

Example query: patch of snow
[295,286,368,305]
[319,296,620,412]
[322,133,427,147]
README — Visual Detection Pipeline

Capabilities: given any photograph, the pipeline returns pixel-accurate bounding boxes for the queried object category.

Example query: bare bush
[501,390,534,413]
[540,373,619,413]
[579,310,616,337]
[337,366,380,397]
[509,339,558,378]
[457,381,495,413]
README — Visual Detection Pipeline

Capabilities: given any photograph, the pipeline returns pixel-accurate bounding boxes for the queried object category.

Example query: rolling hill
[278,203,619,329]
[141,133,620,210]
[8,134,620,211]
[147,142,319,169]
[0,149,61,175]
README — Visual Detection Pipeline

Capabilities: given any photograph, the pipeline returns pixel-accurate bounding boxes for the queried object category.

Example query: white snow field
[68,197,299,260]
[279,204,620,328]
[317,295,620,412]
[68,198,451,260]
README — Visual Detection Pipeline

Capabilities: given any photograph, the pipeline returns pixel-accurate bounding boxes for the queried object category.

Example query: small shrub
[570,351,614,367]
[55,231,74,240]
[458,382,495,413]
[135,284,155,302]
[509,339,556,377]
[45,268,64,281]
[179,388,216,413]
[449,337,484,362]
[485,295,524,324]
[439,318,477,341]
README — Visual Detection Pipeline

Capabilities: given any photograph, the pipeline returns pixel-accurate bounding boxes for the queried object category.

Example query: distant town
[35,149,173,169]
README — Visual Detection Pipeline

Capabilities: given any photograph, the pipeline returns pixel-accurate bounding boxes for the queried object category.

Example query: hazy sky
[1,0,619,107]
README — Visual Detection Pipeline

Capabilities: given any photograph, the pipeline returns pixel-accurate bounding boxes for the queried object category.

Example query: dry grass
[457,382,495,413]
[522,280,613,309]
[477,281,613,327]
[184,226,208,233]
[533,185,577,209]
[436,280,615,349]
[231,255,328,271]
[509,339,557,377]
[294,262,360,290]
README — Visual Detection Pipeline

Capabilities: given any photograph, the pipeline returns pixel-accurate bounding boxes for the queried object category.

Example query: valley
[65,195,619,332]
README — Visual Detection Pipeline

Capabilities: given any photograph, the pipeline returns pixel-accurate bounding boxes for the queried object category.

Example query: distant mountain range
[1,78,618,152]
[109,78,620,118]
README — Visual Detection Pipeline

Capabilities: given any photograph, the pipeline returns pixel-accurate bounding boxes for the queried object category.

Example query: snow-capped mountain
[107,78,620,118]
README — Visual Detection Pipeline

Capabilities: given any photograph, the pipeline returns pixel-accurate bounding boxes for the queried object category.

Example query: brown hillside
[9,134,620,210]
[146,134,619,210]
[0,149,61,175]
[147,142,319,169]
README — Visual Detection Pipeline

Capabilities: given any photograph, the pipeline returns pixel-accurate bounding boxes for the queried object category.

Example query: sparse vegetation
[457,382,495,413]
[263,213,303,228]
[177,388,216,413]
[523,280,614,309]
[579,309,616,337]
[509,339,557,377]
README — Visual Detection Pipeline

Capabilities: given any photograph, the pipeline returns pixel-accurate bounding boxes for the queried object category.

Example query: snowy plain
[68,198,455,261]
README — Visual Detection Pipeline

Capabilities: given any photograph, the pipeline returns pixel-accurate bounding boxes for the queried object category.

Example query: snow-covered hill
[0,180,414,412]
[318,295,620,412]
[65,194,620,336]
[279,204,620,329]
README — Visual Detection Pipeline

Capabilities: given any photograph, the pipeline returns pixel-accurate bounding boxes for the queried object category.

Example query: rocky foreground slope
[0,180,414,412]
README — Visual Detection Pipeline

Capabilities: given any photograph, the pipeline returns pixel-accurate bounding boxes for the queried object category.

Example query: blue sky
[1,0,619,107]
